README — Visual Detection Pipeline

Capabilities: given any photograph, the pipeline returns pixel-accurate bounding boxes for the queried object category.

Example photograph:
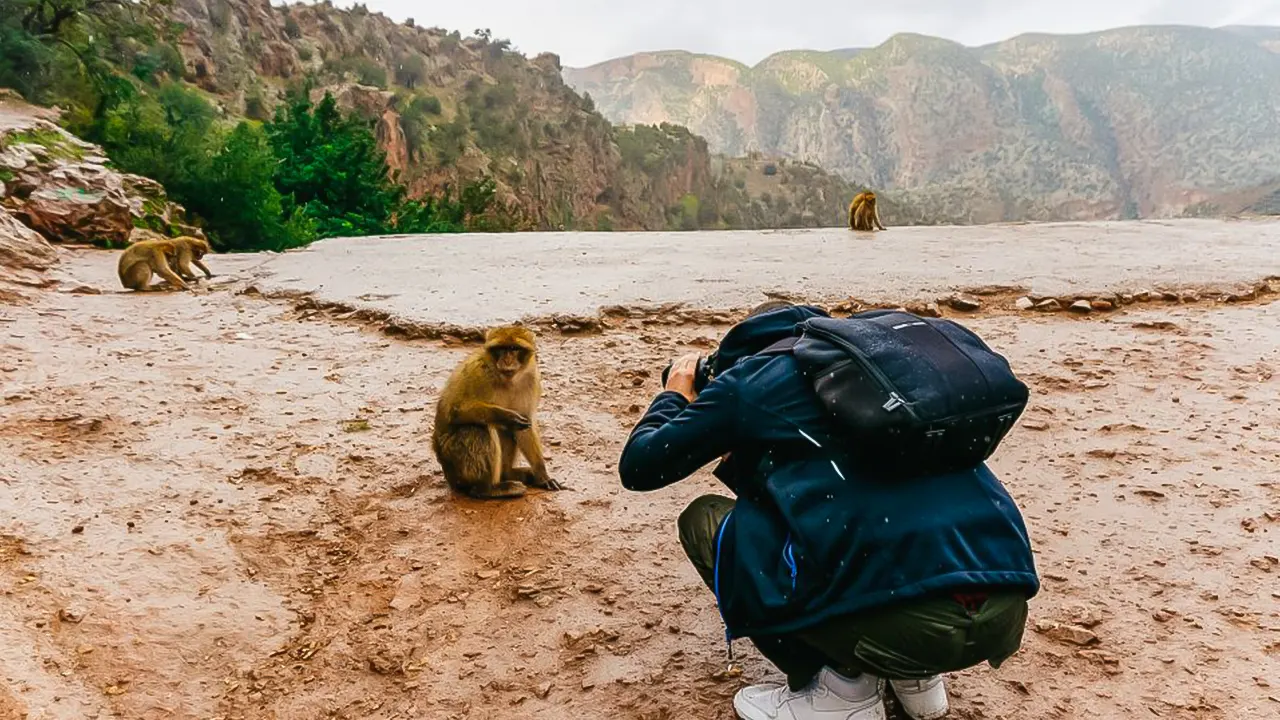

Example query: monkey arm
[173,246,194,277]
[193,258,213,278]
[451,401,529,428]
[617,375,739,492]
[517,423,549,477]
[873,204,886,231]
[150,249,189,290]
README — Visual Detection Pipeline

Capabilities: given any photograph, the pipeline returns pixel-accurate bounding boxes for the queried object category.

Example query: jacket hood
[710,304,829,377]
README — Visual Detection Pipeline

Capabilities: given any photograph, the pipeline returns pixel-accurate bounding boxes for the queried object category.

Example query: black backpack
[759,310,1029,478]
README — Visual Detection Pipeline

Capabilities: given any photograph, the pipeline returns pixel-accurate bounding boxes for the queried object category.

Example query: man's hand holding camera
[664,352,703,403]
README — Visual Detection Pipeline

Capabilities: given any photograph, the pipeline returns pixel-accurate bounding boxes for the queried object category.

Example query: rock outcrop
[0,96,201,300]
[0,110,198,246]
[0,205,58,300]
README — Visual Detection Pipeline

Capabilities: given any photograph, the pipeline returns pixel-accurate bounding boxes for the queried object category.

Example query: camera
[661,351,718,395]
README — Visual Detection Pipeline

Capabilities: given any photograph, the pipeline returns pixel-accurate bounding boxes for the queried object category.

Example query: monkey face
[489,345,532,377]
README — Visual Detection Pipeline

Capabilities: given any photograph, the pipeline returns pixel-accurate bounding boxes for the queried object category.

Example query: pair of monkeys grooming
[117,236,214,292]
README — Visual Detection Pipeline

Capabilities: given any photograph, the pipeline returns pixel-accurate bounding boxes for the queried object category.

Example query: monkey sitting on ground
[170,236,215,282]
[432,326,562,499]
[848,190,887,232]
[117,238,189,292]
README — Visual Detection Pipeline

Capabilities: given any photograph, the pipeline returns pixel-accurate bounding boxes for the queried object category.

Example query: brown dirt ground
[1,259,1278,720]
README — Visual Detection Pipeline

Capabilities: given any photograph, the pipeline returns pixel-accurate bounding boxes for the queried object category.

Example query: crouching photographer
[618,301,1040,720]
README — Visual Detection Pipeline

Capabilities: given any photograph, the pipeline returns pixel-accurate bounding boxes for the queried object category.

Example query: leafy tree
[204,123,313,251]
[267,92,404,237]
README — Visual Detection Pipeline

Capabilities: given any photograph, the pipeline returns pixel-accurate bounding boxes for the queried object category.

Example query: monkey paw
[507,413,532,430]
[529,474,564,491]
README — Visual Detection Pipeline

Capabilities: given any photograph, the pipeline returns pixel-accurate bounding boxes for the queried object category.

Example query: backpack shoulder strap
[756,335,800,356]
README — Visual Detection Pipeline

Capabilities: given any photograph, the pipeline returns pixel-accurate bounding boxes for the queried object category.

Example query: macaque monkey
[432,326,561,499]
[117,238,188,291]
[848,190,886,232]
[171,236,214,281]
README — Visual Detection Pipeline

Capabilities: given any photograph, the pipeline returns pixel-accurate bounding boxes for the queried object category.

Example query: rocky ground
[1,244,1277,720]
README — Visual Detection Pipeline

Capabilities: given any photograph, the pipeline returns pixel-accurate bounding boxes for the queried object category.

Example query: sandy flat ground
[1,245,1278,720]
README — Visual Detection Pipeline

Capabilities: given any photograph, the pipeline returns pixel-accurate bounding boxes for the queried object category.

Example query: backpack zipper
[802,325,919,421]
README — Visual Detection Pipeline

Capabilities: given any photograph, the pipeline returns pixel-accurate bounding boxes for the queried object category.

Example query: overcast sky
[343,0,1280,68]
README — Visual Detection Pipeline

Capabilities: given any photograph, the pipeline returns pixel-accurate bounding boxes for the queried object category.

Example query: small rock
[58,607,86,623]
[71,525,84,535]
[1066,605,1105,628]
[1118,293,1135,305]
[1034,621,1099,646]
[1020,419,1049,431]
[1249,556,1277,572]
[906,301,942,318]
[476,569,500,580]
[947,295,982,312]
[1180,292,1200,303]
[535,682,552,698]
[1151,609,1175,623]
[66,285,101,295]
[1068,300,1093,314]
[1160,291,1180,302]
[1015,296,1035,311]
[1034,299,1061,312]
[1090,299,1114,311]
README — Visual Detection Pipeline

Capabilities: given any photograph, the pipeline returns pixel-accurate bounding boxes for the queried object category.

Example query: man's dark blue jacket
[618,305,1040,640]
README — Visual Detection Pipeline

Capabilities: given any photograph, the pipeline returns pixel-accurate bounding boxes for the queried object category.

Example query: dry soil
[1,245,1278,720]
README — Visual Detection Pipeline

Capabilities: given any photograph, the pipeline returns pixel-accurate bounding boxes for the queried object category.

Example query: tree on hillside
[267,92,407,238]
[191,122,313,252]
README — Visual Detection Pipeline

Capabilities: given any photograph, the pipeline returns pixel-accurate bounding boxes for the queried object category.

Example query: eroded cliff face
[162,0,723,230]
[565,26,1280,223]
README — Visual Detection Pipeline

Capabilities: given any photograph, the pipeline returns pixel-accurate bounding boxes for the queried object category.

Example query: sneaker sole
[733,694,890,720]
[895,699,949,720]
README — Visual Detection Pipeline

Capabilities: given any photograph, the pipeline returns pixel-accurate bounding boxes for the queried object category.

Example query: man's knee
[677,494,734,588]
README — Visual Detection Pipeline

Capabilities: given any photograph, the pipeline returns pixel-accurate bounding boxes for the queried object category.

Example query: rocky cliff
[565,25,1280,223]
[159,0,765,230]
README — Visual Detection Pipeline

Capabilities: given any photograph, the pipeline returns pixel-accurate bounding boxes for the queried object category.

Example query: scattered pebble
[947,295,982,312]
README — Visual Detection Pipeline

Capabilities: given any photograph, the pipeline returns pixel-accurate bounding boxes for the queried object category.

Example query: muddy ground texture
[1,251,1278,720]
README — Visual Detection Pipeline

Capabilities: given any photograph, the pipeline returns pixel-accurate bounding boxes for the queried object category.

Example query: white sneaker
[734,668,886,720]
[888,676,949,720]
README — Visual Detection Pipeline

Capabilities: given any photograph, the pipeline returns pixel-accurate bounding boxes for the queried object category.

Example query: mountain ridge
[564,24,1280,223]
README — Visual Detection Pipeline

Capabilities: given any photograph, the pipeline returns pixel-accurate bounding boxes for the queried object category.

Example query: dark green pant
[679,495,1029,690]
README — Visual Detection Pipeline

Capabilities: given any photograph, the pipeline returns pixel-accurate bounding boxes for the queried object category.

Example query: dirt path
[1,252,1277,719]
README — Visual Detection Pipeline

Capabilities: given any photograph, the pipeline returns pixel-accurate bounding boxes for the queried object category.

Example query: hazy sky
[345,0,1280,68]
